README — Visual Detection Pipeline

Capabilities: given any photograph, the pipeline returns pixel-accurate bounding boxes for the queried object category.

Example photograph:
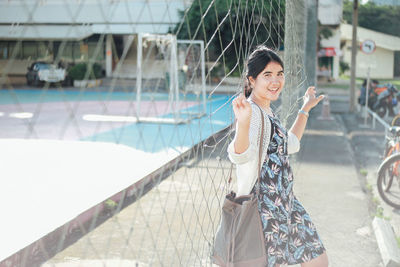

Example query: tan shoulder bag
[212,104,267,267]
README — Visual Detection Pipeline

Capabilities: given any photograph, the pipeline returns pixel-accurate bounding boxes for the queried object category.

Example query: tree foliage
[318,22,333,40]
[343,0,400,37]
[170,0,285,77]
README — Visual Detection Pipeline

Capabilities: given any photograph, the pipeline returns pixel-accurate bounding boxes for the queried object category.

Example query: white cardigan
[227,101,300,196]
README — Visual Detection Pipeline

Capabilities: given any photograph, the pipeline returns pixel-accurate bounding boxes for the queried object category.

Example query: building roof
[0,0,189,24]
[91,24,172,35]
[0,25,92,40]
[340,23,400,51]
[0,0,192,38]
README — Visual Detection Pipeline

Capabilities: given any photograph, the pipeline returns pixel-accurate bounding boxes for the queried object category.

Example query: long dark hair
[244,45,284,98]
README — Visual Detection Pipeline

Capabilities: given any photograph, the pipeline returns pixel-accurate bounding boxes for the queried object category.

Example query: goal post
[177,39,207,118]
[135,33,206,124]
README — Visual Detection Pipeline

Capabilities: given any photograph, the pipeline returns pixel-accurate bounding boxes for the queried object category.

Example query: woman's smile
[268,87,280,93]
[266,85,282,96]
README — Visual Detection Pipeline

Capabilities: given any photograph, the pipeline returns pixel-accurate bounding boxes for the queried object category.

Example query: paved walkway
[289,99,381,266]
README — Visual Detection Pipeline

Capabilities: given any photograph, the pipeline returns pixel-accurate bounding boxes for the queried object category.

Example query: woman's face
[249,61,285,102]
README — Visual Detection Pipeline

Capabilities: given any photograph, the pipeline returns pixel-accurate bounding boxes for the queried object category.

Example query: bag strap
[253,103,265,197]
[227,102,266,197]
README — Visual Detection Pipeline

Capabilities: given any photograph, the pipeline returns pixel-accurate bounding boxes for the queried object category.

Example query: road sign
[360,40,376,54]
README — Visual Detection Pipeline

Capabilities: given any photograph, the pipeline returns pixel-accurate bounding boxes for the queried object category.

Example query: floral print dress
[250,112,325,266]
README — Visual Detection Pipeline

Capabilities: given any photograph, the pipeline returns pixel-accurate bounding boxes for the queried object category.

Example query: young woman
[227,45,328,267]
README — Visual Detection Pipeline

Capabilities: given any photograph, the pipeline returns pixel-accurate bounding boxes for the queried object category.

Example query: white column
[333,55,339,80]
[106,34,112,77]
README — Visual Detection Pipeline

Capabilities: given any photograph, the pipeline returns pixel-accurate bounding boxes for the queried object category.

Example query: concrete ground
[39,86,388,267]
[291,100,382,267]
[340,107,400,241]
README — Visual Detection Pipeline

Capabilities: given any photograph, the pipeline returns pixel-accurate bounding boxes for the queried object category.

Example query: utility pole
[350,0,358,112]
[305,0,318,87]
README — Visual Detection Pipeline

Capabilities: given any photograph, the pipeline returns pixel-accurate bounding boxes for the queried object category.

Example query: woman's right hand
[232,93,252,126]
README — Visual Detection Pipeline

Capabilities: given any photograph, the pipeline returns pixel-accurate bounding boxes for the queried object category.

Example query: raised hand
[302,86,325,110]
[232,93,252,126]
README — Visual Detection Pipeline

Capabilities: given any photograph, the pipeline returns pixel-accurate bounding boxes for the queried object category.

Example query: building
[0,0,193,80]
[340,23,400,79]
[318,21,400,80]
[317,0,343,80]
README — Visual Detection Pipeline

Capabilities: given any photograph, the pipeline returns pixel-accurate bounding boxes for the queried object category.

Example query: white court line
[42,259,149,267]
[9,112,33,119]
[82,95,229,123]
[82,115,191,124]
[83,114,138,122]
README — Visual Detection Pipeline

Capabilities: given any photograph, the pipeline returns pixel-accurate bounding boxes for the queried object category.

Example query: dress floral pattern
[250,112,325,266]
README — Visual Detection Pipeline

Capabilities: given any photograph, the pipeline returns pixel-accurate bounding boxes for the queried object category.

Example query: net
[0,0,310,266]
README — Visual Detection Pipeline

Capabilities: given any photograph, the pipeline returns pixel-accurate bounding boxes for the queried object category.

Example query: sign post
[360,39,376,127]
[363,67,371,125]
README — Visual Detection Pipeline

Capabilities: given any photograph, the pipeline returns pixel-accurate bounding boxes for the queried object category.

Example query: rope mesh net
[0,0,311,266]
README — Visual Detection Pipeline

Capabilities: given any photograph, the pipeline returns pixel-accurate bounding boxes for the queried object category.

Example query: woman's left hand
[302,86,325,111]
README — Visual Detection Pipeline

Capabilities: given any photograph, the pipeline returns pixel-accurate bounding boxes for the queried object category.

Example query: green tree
[343,0,400,37]
[170,0,285,77]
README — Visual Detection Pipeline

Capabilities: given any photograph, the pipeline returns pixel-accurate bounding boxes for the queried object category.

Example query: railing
[364,106,391,135]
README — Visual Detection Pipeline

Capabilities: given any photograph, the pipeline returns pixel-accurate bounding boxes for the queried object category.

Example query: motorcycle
[368,83,400,118]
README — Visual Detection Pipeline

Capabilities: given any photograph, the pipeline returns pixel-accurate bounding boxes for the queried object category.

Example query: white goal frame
[135,33,206,124]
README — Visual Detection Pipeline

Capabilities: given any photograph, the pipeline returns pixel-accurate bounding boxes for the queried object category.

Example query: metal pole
[168,35,174,118]
[305,0,318,87]
[372,116,376,129]
[364,66,370,125]
[106,34,112,77]
[350,0,358,112]
[172,35,180,120]
[136,33,143,120]
[200,41,206,115]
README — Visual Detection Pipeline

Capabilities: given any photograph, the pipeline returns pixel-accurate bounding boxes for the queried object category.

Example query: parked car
[26,62,66,86]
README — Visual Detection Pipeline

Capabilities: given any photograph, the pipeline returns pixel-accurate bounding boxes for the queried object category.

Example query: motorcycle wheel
[377,105,387,118]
